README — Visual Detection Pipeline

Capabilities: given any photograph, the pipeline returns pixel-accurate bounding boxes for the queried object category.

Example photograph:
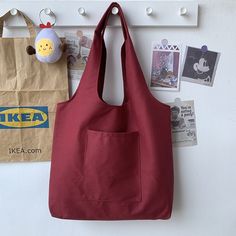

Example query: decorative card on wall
[168,98,197,147]
[150,39,181,91]
[181,46,220,86]
[65,30,92,80]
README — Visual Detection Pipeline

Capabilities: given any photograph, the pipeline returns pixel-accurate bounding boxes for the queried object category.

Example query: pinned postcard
[181,46,220,86]
[150,39,182,91]
[168,98,197,147]
[65,30,92,80]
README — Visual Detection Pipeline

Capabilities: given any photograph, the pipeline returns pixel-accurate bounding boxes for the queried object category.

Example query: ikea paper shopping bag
[0,10,68,162]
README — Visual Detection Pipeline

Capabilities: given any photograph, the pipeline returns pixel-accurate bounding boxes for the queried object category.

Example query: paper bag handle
[0,10,36,38]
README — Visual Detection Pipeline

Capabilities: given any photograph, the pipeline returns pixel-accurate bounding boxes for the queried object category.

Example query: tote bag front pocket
[83,129,141,202]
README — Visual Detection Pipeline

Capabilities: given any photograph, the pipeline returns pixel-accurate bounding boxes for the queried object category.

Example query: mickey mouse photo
[181,46,220,86]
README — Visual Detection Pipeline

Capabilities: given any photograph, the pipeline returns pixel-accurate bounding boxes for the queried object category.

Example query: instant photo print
[181,46,220,86]
[150,40,181,91]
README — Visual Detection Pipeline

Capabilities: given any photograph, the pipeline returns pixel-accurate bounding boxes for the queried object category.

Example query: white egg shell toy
[35,27,62,63]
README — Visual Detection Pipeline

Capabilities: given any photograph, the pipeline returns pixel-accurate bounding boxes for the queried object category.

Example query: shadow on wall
[172,147,183,217]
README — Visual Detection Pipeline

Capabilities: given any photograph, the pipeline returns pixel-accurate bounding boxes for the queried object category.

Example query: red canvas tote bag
[49,2,174,220]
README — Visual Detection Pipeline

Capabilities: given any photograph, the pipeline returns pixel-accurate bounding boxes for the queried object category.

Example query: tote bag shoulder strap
[0,10,36,38]
[71,2,150,104]
[95,2,130,40]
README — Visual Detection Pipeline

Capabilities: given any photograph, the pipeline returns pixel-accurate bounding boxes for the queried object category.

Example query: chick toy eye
[46,44,48,46]
[40,45,42,47]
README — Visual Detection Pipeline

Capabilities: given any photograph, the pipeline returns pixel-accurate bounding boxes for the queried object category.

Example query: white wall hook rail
[44,8,52,16]
[0,1,199,27]
[145,7,153,16]
[78,7,86,16]
[179,7,188,16]
[10,8,18,16]
[111,7,119,15]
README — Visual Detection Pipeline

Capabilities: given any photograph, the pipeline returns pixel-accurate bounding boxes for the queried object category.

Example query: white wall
[0,0,236,236]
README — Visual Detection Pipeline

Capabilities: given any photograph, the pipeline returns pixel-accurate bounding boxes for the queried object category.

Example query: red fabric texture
[49,2,174,220]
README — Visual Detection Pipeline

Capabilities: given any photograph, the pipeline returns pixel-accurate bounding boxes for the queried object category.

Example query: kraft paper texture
[0,37,68,162]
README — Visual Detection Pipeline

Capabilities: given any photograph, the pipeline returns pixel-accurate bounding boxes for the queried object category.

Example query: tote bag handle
[0,9,36,38]
[95,2,130,40]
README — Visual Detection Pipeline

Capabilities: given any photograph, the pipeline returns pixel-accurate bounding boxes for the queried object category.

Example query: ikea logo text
[0,106,49,129]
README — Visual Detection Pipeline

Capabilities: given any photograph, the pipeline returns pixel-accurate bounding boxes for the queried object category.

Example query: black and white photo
[181,46,220,86]
[168,99,197,147]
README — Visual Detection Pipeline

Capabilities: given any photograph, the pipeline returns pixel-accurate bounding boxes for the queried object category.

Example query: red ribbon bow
[39,22,52,29]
